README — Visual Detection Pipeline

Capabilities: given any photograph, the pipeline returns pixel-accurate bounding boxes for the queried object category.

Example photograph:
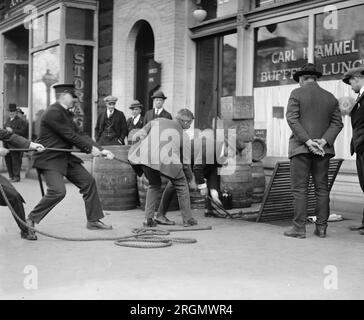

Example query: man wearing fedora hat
[284,63,343,239]
[143,90,172,126]
[95,95,128,146]
[3,103,29,182]
[26,84,114,236]
[126,100,144,143]
[342,65,364,234]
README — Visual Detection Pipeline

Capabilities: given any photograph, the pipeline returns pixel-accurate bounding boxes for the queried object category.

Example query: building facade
[0,0,363,212]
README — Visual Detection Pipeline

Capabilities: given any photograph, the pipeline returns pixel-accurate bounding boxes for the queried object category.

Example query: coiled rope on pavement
[0,184,211,248]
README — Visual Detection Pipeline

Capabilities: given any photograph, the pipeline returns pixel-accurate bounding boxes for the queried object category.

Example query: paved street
[0,176,363,300]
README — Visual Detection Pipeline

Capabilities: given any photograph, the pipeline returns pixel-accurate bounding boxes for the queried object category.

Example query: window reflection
[255,17,308,87]
[32,15,45,47]
[47,9,61,42]
[315,5,364,80]
[31,46,60,139]
[66,8,94,40]
[222,34,237,97]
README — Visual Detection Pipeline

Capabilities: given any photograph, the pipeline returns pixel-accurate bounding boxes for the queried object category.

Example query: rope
[0,184,211,248]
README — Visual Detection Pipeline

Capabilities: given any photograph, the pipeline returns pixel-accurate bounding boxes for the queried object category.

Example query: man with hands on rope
[26,84,114,239]
[0,129,44,240]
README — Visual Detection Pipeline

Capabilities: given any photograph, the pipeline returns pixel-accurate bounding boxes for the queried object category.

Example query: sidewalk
[0,176,364,300]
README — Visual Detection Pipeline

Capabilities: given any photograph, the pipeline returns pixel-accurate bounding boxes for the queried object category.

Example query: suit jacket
[0,129,30,191]
[286,82,343,159]
[4,116,28,138]
[128,118,193,180]
[95,108,127,143]
[32,102,95,175]
[143,108,172,126]
[350,92,364,155]
[127,115,144,133]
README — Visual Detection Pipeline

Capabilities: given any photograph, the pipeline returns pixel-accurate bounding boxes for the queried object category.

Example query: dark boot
[314,224,327,238]
[284,226,306,239]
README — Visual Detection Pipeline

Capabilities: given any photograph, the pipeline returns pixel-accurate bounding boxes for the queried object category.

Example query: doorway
[135,21,155,113]
[195,32,237,130]
[3,25,29,127]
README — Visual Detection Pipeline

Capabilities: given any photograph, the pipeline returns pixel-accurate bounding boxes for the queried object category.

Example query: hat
[293,63,322,82]
[151,90,167,100]
[104,95,118,103]
[129,100,143,109]
[8,103,17,112]
[342,66,364,85]
[16,107,24,114]
[53,84,77,98]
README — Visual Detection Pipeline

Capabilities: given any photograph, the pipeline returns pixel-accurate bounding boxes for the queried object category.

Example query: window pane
[47,9,61,42]
[222,33,237,97]
[65,8,94,40]
[254,17,308,87]
[200,0,238,21]
[315,5,364,80]
[31,46,60,139]
[32,15,45,47]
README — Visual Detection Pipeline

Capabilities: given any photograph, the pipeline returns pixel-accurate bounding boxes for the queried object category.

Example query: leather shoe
[87,220,112,230]
[11,177,20,183]
[314,225,327,238]
[21,231,37,240]
[183,217,198,227]
[359,229,364,235]
[25,217,37,238]
[349,224,364,231]
[284,227,306,239]
[143,218,157,227]
[154,216,175,225]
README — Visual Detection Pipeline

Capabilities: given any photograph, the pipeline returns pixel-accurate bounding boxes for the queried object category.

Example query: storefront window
[32,15,45,47]
[31,46,60,139]
[65,8,94,40]
[200,0,238,21]
[222,33,237,97]
[254,17,308,87]
[315,5,364,80]
[47,9,61,42]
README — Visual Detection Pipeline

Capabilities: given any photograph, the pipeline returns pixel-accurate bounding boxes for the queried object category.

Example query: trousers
[290,153,330,228]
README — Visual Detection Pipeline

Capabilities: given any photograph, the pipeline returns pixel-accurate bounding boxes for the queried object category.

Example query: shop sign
[65,45,93,136]
[5,0,28,11]
[255,38,363,87]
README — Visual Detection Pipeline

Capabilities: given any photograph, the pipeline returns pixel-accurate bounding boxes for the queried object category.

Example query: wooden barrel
[137,175,179,211]
[251,161,266,203]
[252,137,267,162]
[220,164,253,208]
[190,189,205,209]
[93,145,137,210]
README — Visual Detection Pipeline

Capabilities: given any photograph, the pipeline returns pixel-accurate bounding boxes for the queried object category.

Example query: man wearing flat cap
[342,65,364,234]
[3,103,29,182]
[26,84,114,237]
[143,90,172,126]
[126,100,144,144]
[95,95,128,146]
[284,63,343,239]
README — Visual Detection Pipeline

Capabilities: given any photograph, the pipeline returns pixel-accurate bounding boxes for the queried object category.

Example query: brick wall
[98,0,113,113]
[112,0,196,118]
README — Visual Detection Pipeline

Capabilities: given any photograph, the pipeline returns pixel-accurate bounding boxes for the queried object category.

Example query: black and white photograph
[0,0,364,309]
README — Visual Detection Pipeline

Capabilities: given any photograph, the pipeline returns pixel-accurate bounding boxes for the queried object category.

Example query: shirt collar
[155,108,163,115]
[133,114,141,124]
[360,86,364,97]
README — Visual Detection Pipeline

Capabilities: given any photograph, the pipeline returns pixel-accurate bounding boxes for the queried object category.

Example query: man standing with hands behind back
[342,66,364,235]
[284,63,343,239]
